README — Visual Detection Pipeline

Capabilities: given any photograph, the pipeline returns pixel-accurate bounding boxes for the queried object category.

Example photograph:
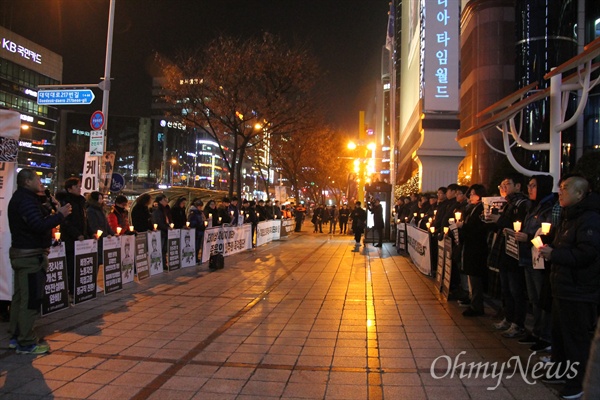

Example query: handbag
[209,253,224,270]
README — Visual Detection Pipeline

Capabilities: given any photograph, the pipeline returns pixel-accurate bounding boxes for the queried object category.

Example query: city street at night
[0,227,560,399]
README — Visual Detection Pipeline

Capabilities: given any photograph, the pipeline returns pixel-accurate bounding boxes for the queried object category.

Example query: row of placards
[43,229,196,315]
[44,221,293,316]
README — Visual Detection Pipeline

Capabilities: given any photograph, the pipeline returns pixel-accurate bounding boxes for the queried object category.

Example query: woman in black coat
[457,184,488,317]
[131,193,152,232]
[171,197,188,229]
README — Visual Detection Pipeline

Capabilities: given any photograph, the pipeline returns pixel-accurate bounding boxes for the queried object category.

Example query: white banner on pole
[406,225,432,276]
[82,152,99,194]
[201,224,252,264]
[180,229,196,268]
[147,230,163,276]
[0,110,20,302]
[120,234,135,284]
[0,163,16,301]
[256,220,281,247]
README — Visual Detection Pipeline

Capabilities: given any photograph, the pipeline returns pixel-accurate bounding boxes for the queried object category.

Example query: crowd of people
[396,173,600,399]
[5,168,600,399]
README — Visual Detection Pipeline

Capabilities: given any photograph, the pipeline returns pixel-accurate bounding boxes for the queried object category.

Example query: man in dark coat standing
[56,177,88,295]
[540,176,600,399]
[8,169,71,354]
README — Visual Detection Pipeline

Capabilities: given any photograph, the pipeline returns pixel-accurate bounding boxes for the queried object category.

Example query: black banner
[103,236,123,294]
[135,232,150,280]
[74,240,98,304]
[42,243,69,315]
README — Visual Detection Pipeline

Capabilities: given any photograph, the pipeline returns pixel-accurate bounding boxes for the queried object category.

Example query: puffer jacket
[549,192,600,303]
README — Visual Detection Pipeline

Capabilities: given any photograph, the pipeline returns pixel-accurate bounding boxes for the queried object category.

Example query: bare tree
[158,34,320,197]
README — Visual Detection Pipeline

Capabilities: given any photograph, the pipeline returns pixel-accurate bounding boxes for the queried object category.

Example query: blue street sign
[110,173,125,192]
[37,89,95,105]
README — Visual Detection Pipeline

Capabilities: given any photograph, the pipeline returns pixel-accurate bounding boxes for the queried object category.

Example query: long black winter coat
[549,192,600,303]
[459,202,488,276]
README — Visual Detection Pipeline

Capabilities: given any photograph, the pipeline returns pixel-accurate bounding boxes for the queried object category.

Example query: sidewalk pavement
[1,225,561,399]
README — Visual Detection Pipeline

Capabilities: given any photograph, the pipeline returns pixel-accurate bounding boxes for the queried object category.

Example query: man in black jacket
[8,169,71,354]
[540,176,600,399]
[489,173,531,338]
[56,177,88,295]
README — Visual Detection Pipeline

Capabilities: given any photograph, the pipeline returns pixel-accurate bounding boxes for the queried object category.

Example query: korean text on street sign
[37,89,95,105]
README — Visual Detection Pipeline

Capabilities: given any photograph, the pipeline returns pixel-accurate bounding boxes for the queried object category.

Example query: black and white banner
[148,230,163,276]
[406,225,431,276]
[73,239,98,304]
[102,236,123,294]
[180,229,196,268]
[202,224,253,263]
[42,243,69,315]
[167,229,181,271]
[256,220,281,247]
[135,232,150,281]
[121,234,135,284]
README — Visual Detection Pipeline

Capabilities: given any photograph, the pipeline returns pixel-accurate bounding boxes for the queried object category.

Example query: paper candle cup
[443,227,449,234]
[54,232,61,241]
[186,221,190,228]
[153,224,158,230]
[448,218,455,224]
[531,236,544,249]
[454,212,462,221]
[96,230,103,239]
[426,222,430,229]
[513,221,521,232]
[169,223,174,229]
[541,222,551,235]
[129,225,134,232]
[116,227,122,235]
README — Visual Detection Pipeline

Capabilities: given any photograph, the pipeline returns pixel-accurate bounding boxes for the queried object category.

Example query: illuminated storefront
[0,26,62,186]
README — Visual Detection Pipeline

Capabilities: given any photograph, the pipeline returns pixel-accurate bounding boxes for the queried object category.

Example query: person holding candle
[449,185,470,302]
[513,174,556,352]
[538,175,600,399]
[187,199,206,263]
[171,197,188,229]
[107,195,129,234]
[7,169,72,354]
[216,197,232,226]
[203,199,218,224]
[488,173,531,338]
[131,193,152,233]
[86,191,114,265]
[56,177,89,296]
[228,196,240,225]
[152,194,172,270]
[456,184,488,317]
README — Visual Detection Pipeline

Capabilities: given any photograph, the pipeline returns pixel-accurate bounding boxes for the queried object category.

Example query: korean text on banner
[406,225,432,276]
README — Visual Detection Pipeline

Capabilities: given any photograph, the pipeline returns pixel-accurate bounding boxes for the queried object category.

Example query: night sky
[2,0,390,134]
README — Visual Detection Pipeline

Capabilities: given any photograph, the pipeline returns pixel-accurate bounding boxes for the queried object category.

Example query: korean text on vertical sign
[422,0,459,112]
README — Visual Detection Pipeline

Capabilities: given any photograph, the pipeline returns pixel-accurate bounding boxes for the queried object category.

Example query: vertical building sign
[422,0,459,112]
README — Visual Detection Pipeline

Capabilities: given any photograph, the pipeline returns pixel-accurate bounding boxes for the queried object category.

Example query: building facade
[0,25,62,186]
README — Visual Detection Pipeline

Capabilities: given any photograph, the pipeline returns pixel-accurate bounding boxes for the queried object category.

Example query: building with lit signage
[0,25,62,186]
[152,77,247,193]
[388,1,600,192]
[393,0,464,192]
